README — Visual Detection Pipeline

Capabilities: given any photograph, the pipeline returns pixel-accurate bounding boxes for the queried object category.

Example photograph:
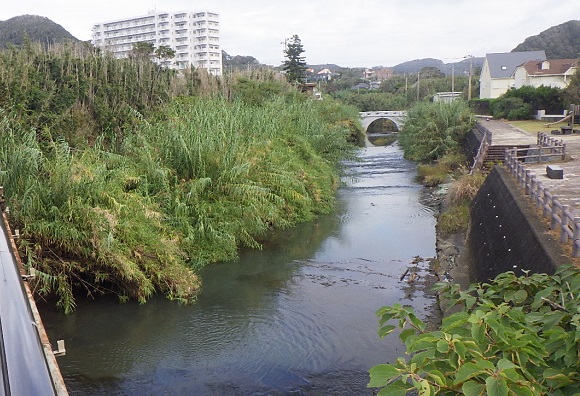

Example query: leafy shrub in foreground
[369,265,580,395]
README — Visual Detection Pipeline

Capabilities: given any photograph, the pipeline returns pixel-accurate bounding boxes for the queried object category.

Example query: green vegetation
[0,15,78,48]
[564,67,580,105]
[282,34,307,84]
[491,86,565,120]
[369,265,580,395]
[416,153,466,187]
[512,20,580,59]
[439,173,486,235]
[398,100,475,162]
[506,120,554,134]
[326,69,473,112]
[0,43,360,312]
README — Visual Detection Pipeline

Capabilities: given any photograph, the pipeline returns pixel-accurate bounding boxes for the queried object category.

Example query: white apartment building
[91,10,222,75]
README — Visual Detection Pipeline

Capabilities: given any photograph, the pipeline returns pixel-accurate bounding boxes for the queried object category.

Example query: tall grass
[132,96,356,269]
[0,44,361,311]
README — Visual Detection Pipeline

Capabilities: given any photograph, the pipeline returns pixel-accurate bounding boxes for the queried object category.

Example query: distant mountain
[0,15,78,48]
[512,20,580,59]
[391,57,484,76]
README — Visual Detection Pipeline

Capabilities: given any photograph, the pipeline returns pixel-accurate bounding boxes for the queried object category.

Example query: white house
[92,10,223,75]
[479,51,546,99]
[513,59,579,89]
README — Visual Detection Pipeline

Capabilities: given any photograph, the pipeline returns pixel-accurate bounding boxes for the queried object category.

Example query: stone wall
[467,166,568,283]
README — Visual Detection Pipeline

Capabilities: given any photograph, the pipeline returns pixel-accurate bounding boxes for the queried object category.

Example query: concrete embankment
[466,166,568,283]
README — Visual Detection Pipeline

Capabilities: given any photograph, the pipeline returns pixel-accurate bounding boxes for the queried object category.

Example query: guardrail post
[562,141,566,160]
[550,196,559,229]
[543,189,551,217]
[573,218,580,257]
[535,182,543,208]
[560,206,569,242]
[524,170,531,195]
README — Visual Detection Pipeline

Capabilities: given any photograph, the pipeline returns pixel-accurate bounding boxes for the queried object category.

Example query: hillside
[391,57,484,76]
[0,15,78,48]
[512,20,580,59]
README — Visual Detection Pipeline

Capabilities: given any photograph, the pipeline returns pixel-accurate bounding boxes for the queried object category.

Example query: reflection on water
[40,144,437,395]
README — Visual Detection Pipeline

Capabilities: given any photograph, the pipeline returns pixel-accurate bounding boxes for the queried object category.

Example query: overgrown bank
[0,43,362,312]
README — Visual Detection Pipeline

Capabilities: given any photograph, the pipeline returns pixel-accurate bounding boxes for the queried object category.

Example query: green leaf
[368,364,400,387]
[497,358,518,371]
[417,379,432,396]
[454,362,489,384]
[426,370,446,387]
[376,381,409,396]
[486,377,508,396]
[436,340,449,354]
[462,380,485,396]
[378,324,396,338]
[513,289,528,304]
[399,328,416,343]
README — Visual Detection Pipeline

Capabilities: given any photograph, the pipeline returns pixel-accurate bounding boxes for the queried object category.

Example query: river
[40,143,438,395]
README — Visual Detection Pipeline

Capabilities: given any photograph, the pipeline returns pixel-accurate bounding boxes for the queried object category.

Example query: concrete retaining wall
[467,166,568,283]
[463,127,484,168]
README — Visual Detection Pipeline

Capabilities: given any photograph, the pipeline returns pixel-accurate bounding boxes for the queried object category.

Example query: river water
[40,143,438,395]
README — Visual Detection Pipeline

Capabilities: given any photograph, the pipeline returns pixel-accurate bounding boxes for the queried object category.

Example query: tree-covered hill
[0,15,78,48]
[512,20,580,59]
[391,57,484,76]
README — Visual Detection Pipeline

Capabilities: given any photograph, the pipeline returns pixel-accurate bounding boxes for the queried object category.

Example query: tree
[283,34,307,84]
[154,45,176,63]
[130,42,154,60]
[564,67,580,105]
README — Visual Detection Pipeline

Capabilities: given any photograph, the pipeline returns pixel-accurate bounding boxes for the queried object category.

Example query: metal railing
[470,127,492,174]
[504,140,580,257]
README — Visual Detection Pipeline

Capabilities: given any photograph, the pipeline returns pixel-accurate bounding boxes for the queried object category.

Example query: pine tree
[283,34,307,84]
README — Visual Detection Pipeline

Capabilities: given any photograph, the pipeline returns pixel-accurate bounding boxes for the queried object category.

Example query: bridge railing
[504,147,580,257]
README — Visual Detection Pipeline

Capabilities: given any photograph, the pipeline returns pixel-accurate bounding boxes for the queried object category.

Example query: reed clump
[0,43,361,312]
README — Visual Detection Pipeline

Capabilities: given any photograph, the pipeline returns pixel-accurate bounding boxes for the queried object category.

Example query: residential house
[479,51,546,99]
[363,68,393,81]
[513,59,579,89]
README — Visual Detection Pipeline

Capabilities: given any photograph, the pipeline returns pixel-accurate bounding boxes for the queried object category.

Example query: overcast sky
[1,0,578,67]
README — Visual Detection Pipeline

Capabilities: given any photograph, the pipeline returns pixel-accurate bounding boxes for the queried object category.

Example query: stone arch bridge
[359,111,407,132]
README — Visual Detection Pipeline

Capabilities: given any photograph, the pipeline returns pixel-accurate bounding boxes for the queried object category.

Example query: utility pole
[416,72,420,101]
[451,65,455,95]
[466,55,473,100]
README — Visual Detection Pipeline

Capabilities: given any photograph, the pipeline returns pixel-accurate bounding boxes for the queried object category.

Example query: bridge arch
[359,111,406,132]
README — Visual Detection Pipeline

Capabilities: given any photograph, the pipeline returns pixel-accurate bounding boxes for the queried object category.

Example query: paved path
[481,119,537,146]
[483,119,580,216]
[524,132,580,216]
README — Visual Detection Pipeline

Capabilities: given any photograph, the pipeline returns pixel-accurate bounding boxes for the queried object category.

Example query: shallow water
[40,144,437,395]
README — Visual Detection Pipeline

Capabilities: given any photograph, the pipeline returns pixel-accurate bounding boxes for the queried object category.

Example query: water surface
[40,144,437,395]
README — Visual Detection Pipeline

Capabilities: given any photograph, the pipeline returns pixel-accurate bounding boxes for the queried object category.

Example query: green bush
[491,97,532,120]
[369,265,580,395]
[398,101,475,162]
[503,85,564,114]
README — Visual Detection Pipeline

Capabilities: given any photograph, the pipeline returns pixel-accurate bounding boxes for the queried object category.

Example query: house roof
[486,51,547,78]
[519,59,579,76]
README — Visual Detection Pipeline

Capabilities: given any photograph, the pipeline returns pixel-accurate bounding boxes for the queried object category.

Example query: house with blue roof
[479,51,547,98]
